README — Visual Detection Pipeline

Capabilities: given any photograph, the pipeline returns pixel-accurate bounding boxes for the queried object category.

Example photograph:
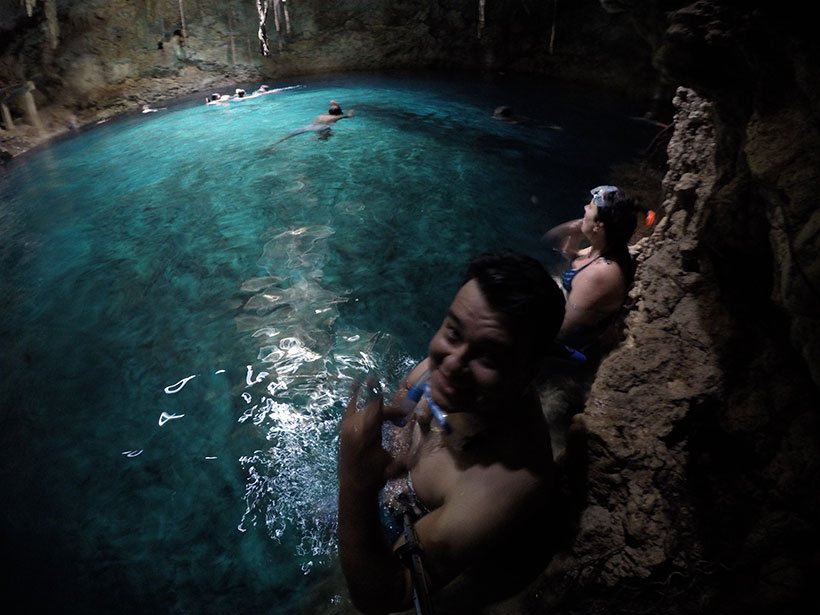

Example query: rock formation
[526,4,819,614]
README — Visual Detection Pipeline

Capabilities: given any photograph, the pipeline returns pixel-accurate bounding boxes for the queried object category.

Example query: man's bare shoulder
[419,452,552,563]
[458,449,552,502]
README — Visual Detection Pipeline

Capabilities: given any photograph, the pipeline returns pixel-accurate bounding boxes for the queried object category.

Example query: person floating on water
[270,100,355,147]
[338,252,565,613]
[492,104,562,131]
[205,92,231,105]
[141,104,165,113]
[492,105,516,122]
[543,184,655,361]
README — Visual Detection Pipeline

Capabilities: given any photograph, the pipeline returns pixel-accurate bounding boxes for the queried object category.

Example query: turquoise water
[0,71,657,612]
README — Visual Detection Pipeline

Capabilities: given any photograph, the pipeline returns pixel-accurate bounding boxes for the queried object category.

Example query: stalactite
[178,0,187,36]
[44,0,59,49]
[477,0,485,39]
[227,7,238,65]
[549,0,558,55]
[282,0,291,34]
[270,0,291,35]
[256,0,271,56]
[255,0,292,56]
[272,0,280,33]
[21,0,60,49]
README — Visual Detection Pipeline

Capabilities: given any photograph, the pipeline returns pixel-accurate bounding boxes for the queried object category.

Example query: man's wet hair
[464,251,565,360]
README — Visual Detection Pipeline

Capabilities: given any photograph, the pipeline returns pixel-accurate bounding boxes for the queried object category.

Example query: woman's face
[581,199,599,238]
[427,280,530,415]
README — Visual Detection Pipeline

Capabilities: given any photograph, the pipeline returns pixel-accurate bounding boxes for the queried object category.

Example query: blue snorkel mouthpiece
[423,384,453,435]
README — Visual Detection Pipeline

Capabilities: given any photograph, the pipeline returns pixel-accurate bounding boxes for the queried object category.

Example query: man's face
[427,279,531,415]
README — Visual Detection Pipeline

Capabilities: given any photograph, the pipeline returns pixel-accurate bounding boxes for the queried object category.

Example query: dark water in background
[0,70,658,612]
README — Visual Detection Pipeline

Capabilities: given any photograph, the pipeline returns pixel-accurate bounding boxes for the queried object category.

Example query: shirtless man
[271,100,355,146]
[338,252,565,613]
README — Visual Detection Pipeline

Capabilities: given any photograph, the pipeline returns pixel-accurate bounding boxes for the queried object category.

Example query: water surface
[0,71,657,612]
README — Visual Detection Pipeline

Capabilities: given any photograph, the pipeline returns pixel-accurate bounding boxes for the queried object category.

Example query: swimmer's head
[235,88,246,98]
[328,100,343,115]
[493,106,513,119]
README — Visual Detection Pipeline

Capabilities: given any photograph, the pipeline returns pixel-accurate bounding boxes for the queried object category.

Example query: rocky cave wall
[525,3,819,614]
[1,1,818,614]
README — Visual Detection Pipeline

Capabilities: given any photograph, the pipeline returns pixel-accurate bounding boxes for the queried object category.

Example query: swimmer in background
[313,99,353,125]
[269,99,355,147]
[492,105,518,122]
[205,92,231,105]
[492,105,562,131]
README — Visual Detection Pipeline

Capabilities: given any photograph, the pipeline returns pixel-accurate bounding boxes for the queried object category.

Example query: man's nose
[444,344,469,372]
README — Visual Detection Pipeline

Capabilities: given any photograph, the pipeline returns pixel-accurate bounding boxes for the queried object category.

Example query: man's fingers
[344,384,385,425]
[360,394,385,429]
[344,388,360,418]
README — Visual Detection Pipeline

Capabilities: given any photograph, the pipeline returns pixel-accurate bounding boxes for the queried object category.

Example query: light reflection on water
[236,223,406,572]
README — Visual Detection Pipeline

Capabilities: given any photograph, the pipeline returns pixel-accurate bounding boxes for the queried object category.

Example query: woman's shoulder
[586,257,626,283]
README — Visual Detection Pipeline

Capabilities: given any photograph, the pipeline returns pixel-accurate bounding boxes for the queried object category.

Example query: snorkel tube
[423,384,453,435]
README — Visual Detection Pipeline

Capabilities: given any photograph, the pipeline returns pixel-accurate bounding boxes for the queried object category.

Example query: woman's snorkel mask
[590,185,619,206]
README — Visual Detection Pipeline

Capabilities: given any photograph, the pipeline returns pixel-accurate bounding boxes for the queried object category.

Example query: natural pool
[0,71,658,612]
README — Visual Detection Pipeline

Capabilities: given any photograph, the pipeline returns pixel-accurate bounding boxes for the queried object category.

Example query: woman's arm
[542,219,585,259]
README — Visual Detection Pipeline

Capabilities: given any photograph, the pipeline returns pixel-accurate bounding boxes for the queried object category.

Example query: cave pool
[0,71,658,612]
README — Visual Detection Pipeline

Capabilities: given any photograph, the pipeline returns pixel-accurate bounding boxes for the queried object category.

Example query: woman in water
[543,184,654,356]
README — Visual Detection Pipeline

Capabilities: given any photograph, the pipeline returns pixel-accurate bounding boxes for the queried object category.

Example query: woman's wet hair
[592,187,640,249]
[464,251,565,360]
[590,185,651,283]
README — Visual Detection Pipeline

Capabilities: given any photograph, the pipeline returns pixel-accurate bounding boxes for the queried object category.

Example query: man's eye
[444,325,459,342]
